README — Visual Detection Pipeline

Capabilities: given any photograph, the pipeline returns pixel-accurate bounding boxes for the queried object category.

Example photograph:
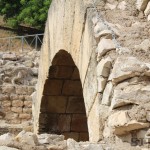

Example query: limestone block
[0,146,19,150]
[58,115,71,132]
[97,57,112,77]
[71,114,88,132]
[15,131,38,146]
[0,94,9,101]
[101,82,113,106]
[18,95,24,100]
[66,97,85,113]
[88,96,103,142]
[136,0,149,11]
[108,111,150,135]
[97,77,107,92]
[10,94,18,100]
[2,100,11,107]
[134,39,150,52]
[144,1,150,15]
[97,39,116,59]
[11,107,22,113]
[16,86,28,95]
[31,68,38,76]
[46,96,67,113]
[117,1,127,10]
[94,22,106,37]
[5,112,18,120]
[2,86,15,94]
[23,60,34,68]
[111,57,149,84]
[95,29,119,40]
[105,3,117,10]
[43,79,63,95]
[23,107,32,113]
[11,119,21,124]
[92,16,98,25]
[71,68,80,80]
[79,133,89,141]
[147,14,150,21]
[24,95,32,101]
[28,86,35,95]
[49,66,74,79]
[12,100,23,107]
[146,111,150,121]
[62,80,82,96]
[24,101,32,108]
[111,83,150,109]
[19,113,31,119]
[2,53,17,61]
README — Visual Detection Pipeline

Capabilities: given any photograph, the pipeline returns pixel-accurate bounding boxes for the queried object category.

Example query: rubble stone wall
[0,51,39,134]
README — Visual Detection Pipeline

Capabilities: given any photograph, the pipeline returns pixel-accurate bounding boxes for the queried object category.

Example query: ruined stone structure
[33,0,150,149]
[1,0,150,149]
[0,51,39,134]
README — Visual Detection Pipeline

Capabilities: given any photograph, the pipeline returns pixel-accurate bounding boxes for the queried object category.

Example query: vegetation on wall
[0,0,52,30]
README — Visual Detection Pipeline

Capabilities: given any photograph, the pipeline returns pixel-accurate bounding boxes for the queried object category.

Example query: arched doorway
[39,50,89,141]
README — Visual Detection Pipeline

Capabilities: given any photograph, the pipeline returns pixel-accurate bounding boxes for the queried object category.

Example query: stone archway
[38,50,89,141]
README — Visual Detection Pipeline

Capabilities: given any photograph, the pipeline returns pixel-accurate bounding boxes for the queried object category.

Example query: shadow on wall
[39,50,89,142]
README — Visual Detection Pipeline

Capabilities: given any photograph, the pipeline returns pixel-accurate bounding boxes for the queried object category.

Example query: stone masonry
[0,50,40,134]
[33,0,150,149]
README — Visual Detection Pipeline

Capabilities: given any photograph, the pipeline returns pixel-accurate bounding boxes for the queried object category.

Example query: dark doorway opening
[39,50,89,141]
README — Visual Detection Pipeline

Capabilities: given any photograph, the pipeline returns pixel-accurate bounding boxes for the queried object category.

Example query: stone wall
[0,51,39,134]
[34,0,150,149]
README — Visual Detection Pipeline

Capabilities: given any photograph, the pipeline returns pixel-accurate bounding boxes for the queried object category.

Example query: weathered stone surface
[144,1,150,16]
[111,57,149,84]
[146,111,150,121]
[19,114,31,119]
[101,82,113,106]
[111,82,150,109]
[108,111,150,135]
[23,60,34,68]
[66,97,85,113]
[62,80,82,96]
[24,101,32,108]
[88,96,103,142]
[136,0,149,11]
[117,1,127,10]
[49,66,74,79]
[11,107,22,113]
[97,77,107,93]
[16,86,28,95]
[71,114,88,132]
[43,79,63,95]
[12,100,23,107]
[2,53,17,61]
[0,146,19,150]
[2,100,11,107]
[94,22,106,37]
[58,115,71,132]
[134,39,150,52]
[97,57,112,77]
[46,96,67,113]
[15,131,38,146]
[2,86,15,94]
[5,112,18,120]
[97,38,116,59]
[0,133,14,142]
[105,3,117,10]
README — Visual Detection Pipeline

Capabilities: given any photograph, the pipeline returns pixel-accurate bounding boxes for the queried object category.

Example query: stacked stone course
[0,50,40,134]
